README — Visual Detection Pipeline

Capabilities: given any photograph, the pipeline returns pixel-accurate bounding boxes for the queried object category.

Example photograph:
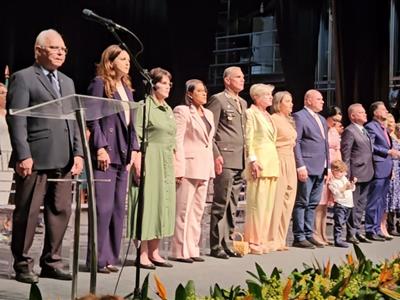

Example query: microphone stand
[105,25,152,300]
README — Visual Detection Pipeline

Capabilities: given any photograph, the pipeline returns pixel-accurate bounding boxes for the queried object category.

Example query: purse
[232,232,250,256]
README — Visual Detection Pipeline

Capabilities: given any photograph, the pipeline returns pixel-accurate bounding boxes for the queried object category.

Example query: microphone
[82,9,129,32]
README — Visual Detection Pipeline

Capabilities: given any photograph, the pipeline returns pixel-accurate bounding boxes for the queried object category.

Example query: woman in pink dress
[313,106,342,245]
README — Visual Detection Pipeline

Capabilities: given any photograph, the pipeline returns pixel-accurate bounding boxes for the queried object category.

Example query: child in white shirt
[328,160,357,248]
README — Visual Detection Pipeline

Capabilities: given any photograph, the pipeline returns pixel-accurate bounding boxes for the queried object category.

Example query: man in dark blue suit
[364,101,398,241]
[292,89,330,249]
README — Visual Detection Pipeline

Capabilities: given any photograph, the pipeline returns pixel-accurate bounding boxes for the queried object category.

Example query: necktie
[47,72,61,98]
[381,125,391,146]
[233,98,242,114]
[313,113,325,139]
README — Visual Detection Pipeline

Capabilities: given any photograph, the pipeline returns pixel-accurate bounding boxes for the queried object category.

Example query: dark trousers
[292,174,324,242]
[334,203,351,241]
[11,170,72,273]
[88,165,128,268]
[209,168,243,251]
[347,181,370,237]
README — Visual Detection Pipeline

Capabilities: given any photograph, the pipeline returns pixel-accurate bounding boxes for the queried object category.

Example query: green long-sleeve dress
[127,96,176,240]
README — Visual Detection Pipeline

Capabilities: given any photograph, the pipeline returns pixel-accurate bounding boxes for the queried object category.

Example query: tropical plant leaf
[141,274,150,300]
[175,284,186,300]
[379,286,400,299]
[185,280,196,298]
[323,259,331,278]
[29,283,42,300]
[246,279,262,299]
[271,267,281,280]
[330,264,340,280]
[154,274,168,300]
[329,277,346,296]
[282,278,292,300]
[212,283,223,299]
[246,271,260,282]
[353,243,365,265]
[255,263,268,282]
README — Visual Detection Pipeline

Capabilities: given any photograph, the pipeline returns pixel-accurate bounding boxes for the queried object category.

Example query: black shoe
[40,267,72,280]
[168,257,193,263]
[388,230,400,237]
[307,237,324,248]
[137,263,156,270]
[378,234,393,241]
[149,259,173,268]
[346,236,359,244]
[15,271,39,284]
[224,248,243,258]
[292,240,315,249]
[334,240,349,248]
[210,249,229,259]
[365,233,385,242]
[98,267,111,274]
[355,233,372,243]
[191,257,205,262]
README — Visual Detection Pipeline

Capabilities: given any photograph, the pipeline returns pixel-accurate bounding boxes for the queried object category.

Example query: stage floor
[0,209,399,299]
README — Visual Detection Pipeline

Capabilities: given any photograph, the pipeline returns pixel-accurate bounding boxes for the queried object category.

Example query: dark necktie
[47,72,61,98]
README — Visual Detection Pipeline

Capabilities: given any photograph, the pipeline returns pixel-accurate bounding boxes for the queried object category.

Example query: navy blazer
[293,108,330,176]
[365,119,393,179]
[86,77,139,166]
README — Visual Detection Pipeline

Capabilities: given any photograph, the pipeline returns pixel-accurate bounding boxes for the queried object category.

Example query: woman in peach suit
[244,84,279,254]
[313,106,342,245]
[267,91,297,252]
[170,79,215,263]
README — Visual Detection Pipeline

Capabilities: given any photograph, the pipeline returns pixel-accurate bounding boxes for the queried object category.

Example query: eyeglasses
[40,45,68,54]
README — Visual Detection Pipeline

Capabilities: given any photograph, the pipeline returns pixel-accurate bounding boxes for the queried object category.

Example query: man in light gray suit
[292,89,330,249]
[6,29,83,284]
[340,103,374,244]
[205,66,247,259]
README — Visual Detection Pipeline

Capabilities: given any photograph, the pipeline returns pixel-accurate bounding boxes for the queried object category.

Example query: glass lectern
[10,94,142,298]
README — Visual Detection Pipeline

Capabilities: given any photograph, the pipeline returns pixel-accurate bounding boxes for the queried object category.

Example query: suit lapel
[190,105,209,143]
[34,65,59,100]
[304,108,325,139]
[252,107,275,140]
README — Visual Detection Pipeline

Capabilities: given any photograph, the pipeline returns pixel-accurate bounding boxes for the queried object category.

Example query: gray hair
[223,66,241,79]
[34,29,62,58]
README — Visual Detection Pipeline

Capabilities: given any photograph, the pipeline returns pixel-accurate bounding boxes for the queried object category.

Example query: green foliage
[29,283,42,300]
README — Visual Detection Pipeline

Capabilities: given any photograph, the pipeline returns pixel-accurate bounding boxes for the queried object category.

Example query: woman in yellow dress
[244,84,279,254]
[267,91,297,251]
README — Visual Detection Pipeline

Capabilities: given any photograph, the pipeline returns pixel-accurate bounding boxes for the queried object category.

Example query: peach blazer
[174,105,215,180]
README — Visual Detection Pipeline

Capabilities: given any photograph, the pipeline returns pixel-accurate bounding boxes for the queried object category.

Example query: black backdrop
[0,0,393,114]
[0,0,218,106]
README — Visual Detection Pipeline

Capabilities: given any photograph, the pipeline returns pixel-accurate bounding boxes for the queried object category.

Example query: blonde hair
[249,83,274,101]
[271,91,295,128]
[331,160,348,172]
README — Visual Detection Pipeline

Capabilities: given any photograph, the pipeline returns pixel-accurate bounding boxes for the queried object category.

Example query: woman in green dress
[129,67,176,269]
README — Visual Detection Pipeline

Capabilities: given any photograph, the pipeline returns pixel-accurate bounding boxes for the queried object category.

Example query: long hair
[96,44,133,98]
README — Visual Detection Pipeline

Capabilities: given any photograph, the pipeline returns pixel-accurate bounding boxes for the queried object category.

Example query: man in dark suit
[341,103,374,244]
[6,29,83,284]
[292,89,330,249]
[364,101,398,241]
[205,66,247,259]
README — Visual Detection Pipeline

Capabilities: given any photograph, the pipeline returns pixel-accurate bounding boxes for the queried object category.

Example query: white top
[328,175,355,208]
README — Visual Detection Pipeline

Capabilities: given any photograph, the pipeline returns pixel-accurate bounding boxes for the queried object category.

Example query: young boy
[328,160,357,248]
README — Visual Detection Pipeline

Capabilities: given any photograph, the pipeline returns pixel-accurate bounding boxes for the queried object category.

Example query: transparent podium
[10,94,142,298]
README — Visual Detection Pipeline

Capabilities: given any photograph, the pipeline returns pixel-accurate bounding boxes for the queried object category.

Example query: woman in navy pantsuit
[86,45,139,273]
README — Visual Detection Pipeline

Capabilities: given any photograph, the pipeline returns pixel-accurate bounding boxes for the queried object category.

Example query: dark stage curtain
[0,0,217,106]
[275,0,322,111]
[333,0,390,121]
